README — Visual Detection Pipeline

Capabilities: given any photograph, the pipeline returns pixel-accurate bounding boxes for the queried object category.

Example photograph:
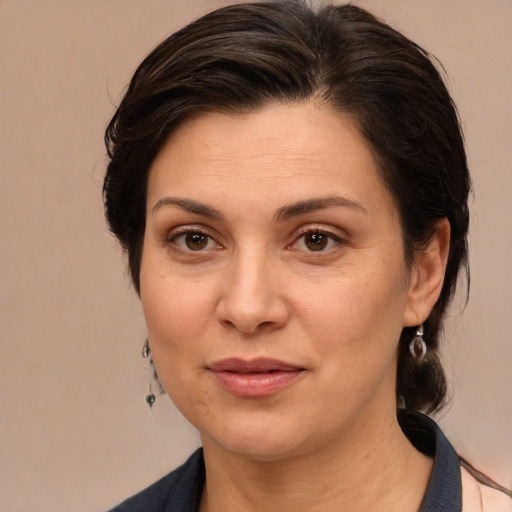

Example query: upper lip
[208,358,303,373]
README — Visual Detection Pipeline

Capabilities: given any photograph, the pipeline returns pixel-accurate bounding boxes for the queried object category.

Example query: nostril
[219,317,277,334]
[220,319,235,329]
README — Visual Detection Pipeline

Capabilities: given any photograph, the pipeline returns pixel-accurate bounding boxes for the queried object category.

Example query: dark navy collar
[398,409,462,512]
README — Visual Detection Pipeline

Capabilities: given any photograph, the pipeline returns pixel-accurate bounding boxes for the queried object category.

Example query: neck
[199,408,433,512]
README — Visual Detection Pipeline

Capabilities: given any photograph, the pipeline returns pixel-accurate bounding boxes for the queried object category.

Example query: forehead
[147,102,394,217]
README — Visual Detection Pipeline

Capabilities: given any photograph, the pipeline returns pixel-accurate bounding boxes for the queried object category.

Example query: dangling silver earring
[142,339,164,408]
[409,325,427,362]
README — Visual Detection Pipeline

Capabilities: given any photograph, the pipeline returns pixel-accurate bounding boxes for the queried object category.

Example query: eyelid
[166,225,223,250]
[288,224,347,251]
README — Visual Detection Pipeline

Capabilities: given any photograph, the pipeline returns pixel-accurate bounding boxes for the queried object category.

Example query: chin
[198,415,324,463]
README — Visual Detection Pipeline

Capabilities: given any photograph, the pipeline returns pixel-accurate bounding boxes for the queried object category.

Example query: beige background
[0,1,511,510]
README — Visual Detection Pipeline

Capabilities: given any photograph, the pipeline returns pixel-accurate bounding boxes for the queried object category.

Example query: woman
[103,1,511,510]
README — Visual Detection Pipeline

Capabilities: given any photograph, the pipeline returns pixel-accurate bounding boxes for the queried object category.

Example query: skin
[140,102,450,512]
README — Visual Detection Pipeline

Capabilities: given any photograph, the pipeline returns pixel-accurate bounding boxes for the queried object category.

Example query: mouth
[207,358,305,397]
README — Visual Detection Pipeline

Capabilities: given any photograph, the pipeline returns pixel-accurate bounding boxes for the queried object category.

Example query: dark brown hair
[104,1,470,414]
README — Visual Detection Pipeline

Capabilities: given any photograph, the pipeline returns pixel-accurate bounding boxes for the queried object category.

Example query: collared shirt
[108,410,510,512]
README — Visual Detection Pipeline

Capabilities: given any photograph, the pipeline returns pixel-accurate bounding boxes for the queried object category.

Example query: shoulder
[398,409,511,512]
[107,448,205,512]
[461,466,512,512]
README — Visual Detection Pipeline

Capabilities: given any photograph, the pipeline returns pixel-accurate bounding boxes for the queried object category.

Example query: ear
[403,219,451,327]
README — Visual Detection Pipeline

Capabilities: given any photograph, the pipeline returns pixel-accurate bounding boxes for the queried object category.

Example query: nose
[215,250,290,335]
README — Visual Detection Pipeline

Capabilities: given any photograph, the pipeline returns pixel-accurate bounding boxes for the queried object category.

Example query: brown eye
[290,229,342,253]
[170,229,223,253]
[171,230,218,251]
[184,232,209,250]
[304,232,329,251]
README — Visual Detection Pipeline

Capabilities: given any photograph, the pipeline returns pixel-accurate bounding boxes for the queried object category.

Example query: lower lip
[209,369,304,397]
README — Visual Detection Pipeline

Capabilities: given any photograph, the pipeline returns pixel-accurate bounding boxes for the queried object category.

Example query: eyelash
[290,226,344,253]
[167,225,344,254]
[167,227,222,252]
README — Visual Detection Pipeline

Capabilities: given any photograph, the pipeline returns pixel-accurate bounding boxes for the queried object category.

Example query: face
[140,103,421,461]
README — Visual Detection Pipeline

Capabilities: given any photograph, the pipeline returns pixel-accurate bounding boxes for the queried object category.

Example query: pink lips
[207,358,304,397]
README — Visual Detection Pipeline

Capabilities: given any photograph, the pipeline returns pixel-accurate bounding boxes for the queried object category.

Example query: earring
[409,325,427,362]
[142,339,164,408]
[142,339,155,406]
[142,338,150,359]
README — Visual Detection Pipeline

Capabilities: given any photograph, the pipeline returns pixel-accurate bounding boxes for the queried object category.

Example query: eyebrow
[151,195,367,221]
[275,196,368,221]
[152,197,224,219]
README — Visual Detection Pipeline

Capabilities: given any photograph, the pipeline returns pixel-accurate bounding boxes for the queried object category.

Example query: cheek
[140,275,212,405]
[298,266,409,359]
[143,298,223,434]
[141,265,214,340]
[139,266,219,402]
